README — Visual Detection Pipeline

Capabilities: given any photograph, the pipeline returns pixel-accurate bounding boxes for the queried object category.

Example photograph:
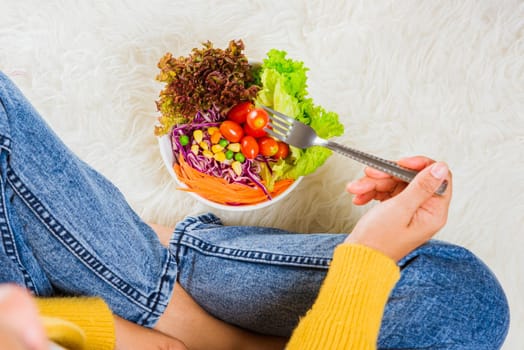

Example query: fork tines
[261,105,293,140]
[264,124,285,141]
[260,105,294,124]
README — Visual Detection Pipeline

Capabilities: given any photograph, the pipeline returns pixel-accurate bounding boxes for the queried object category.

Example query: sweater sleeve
[36,297,115,350]
[286,244,400,350]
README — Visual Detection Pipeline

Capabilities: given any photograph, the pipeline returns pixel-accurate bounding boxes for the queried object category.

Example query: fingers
[397,156,435,171]
[396,162,452,215]
[352,191,376,205]
[363,166,392,179]
[347,156,438,205]
[0,284,47,350]
[346,175,406,204]
[364,156,435,179]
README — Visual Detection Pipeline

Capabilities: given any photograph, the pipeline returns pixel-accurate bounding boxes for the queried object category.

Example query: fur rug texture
[1,0,522,348]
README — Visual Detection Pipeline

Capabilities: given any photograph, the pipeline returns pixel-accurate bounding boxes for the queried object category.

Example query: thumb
[397,162,449,213]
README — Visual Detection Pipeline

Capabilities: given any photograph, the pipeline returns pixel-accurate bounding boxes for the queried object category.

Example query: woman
[0,71,509,349]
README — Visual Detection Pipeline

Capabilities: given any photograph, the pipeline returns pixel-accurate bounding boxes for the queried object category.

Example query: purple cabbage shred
[170,108,273,200]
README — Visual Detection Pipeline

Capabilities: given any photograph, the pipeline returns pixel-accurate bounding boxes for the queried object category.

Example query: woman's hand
[0,284,48,350]
[347,156,440,205]
[345,156,452,262]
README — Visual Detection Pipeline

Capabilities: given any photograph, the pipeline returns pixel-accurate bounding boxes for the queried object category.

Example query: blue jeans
[0,71,509,349]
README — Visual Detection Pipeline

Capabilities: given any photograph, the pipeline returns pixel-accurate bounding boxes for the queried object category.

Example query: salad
[155,40,344,206]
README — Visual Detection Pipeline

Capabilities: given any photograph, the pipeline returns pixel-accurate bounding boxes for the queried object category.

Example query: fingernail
[430,162,448,179]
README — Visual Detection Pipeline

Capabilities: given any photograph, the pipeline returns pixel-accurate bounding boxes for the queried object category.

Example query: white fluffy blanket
[1,1,522,347]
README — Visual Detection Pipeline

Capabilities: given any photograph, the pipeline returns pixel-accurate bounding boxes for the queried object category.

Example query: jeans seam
[0,135,11,154]
[176,232,332,268]
[142,253,177,327]
[6,165,159,314]
[170,213,222,264]
[0,175,38,293]
[173,213,331,268]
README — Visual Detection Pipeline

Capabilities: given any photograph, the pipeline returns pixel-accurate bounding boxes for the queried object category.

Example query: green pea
[225,150,234,160]
[234,152,246,163]
[218,138,229,148]
[179,135,189,146]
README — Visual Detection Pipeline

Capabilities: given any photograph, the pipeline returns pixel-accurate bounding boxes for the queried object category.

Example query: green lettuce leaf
[254,49,344,184]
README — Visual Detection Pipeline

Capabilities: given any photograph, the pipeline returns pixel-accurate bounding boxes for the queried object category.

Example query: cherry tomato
[244,122,267,138]
[246,108,269,130]
[219,120,244,143]
[258,137,279,157]
[240,136,259,159]
[274,141,290,159]
[227,102,254,124]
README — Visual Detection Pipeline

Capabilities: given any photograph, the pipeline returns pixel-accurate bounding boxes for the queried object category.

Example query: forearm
[286,244,400,350]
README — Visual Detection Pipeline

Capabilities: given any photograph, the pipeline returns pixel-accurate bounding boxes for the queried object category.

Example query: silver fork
[261,105,447,195]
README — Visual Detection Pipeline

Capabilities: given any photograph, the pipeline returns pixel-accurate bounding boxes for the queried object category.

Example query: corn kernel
[207,126,219,135]
[199,141,209,150]
[193,130,203,143]
[231,161,242,175]
[211,144,224,153]
[213,152,226,162]
[191,145,199,155]
[202,150,213,158]
[228,143,241,152]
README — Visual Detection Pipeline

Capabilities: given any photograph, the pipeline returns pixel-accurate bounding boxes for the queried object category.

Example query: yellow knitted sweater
[36,297,115,349]
[286,244,400,350]
[35,243,399,350]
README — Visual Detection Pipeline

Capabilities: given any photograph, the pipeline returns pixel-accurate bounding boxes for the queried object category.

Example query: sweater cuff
[287,243,400,350]
[36,297,115,350]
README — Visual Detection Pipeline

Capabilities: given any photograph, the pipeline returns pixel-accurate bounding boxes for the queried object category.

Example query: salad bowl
[154,40,342,212]
[158,135,302,211]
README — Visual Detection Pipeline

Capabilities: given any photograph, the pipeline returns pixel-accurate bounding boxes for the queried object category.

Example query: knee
[449,245,509,348]
[398,241,510,348]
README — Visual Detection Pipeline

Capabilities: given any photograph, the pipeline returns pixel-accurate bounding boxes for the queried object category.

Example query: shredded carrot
[173,156,295,206]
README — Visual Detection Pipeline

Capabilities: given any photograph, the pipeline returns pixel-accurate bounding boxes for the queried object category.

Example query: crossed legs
[149,223,287,350]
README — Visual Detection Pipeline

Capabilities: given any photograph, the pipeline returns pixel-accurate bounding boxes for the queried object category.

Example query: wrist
[343,235,400,262]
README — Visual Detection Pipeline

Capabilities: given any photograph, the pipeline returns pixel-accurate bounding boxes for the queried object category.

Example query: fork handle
[324,140,447,195]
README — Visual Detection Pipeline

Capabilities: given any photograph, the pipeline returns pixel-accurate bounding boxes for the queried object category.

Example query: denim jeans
[0,71,509,349]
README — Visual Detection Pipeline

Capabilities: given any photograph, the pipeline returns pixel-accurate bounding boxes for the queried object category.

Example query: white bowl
[158,135,302,211]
